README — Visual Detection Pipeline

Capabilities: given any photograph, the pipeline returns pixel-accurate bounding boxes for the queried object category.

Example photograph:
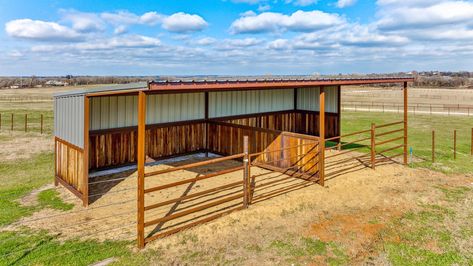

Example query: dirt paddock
[10,152,472,263]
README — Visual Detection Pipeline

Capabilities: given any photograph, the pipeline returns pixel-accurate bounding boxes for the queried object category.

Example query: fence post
[453,130,457,160]
[0,113,2,130]
[432,130,435,163]
[24,114,28,132]
[371,123,376,169]
[40,114,43,134]
[11,114,13,131]
[243,136,249,208]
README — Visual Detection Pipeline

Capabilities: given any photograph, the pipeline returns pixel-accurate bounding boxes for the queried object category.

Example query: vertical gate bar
[137,91,146,249]
[371,123,376,169]
[453,130,457,160]
[403,82,408,165]
[243,136,249,208]
[432,130,435,163]
[319,86,325,186]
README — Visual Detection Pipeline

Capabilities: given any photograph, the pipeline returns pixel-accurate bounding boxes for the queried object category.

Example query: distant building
[45,80,69,86]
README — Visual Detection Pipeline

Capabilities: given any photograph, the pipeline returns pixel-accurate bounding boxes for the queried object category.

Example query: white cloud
[258,4,271,11]
[377,1,473,30]
[31,35,161,52]
[230,10,345,33]
[193,37,217,45]
[267,39,290,49]
[336,0,357,8]
[140,12,163,25]
[230,0,263,4]
[161,12,208,33]
[5,19,82,41]
[216,37,263,50]
[60,10,105,32]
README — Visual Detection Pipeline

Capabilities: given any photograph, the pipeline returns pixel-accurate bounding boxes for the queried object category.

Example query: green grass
[341,111,473,174]
[0,230,143,266]
[38,189,74,211]
[379,185,473,266]
[0,153,54,226]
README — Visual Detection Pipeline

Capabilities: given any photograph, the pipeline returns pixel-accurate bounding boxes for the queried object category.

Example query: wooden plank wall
[89,123,206,169]
[55,138,85,195]
[220,111,339,139]
[254,133,319,176]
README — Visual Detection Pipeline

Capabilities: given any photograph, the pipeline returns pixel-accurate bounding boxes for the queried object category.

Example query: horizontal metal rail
[249,142,318,158]
[376,121,403,129]
[376,128,404,137]
[325,129,371,141]
[376,136,404,146]
[376,144,405,155]
[144,166,244,194]
[325,136,371,150]
[325,145,367,159]
[144,153,244,177]
[144,193,244,227]
[253,150,318,166]
[144,180,244,211]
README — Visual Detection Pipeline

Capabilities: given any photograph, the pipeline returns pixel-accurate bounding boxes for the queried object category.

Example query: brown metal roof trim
[148,77,414,92]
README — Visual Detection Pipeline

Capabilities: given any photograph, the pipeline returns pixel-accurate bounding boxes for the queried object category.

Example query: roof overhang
[148,77,414,93]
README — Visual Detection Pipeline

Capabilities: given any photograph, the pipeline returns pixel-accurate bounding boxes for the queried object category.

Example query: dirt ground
[8,152,472,264]
[0,131,53,161]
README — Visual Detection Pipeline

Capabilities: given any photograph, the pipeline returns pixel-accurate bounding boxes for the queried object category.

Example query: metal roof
[53,82,147,97]
[53,76,414,97]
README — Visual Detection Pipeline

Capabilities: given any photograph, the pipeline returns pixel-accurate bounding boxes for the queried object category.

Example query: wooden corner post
[403,82,408,165]
[83,96,90,207]
[319,86,325,186]
[137,91,146,249]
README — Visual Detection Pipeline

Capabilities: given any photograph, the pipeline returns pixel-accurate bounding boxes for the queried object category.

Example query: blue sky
[1,0,473,76]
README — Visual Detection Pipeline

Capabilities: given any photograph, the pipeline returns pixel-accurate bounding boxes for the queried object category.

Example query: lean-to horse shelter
[53,77,413,246]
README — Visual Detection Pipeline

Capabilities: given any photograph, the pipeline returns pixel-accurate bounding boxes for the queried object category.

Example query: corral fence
[342,101,473,116]
[324,120,407,179]
[0,113,48,134]
[431,128,473,162]
[139,133,321,247]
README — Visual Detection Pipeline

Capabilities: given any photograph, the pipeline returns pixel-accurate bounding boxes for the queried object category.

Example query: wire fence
[342,101,473,116]
[0,113,50,134]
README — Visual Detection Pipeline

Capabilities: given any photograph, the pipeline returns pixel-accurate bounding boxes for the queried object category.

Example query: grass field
[0,87,472,265]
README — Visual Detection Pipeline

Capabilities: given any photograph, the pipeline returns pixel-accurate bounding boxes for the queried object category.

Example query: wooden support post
[337,85,341,151]
[24,114,27,132]
[432,130,435,163]
[371,123,376,169]
[319,86,325,186]
[40,114,43,134]
[453,130,457,160]
[83,97,90,207]
[204,92,209,157]
[137,91,146,249]
[403,82,408,165]
[243,136,249,208]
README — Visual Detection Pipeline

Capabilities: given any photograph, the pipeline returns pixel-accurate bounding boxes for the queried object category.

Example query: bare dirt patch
[0,132,53,161]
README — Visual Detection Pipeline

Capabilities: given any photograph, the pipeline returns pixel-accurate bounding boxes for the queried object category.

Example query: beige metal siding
[54,95,84,148]
[89,93,205,130]
[297,86,338,113]
[209,89,294,118]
